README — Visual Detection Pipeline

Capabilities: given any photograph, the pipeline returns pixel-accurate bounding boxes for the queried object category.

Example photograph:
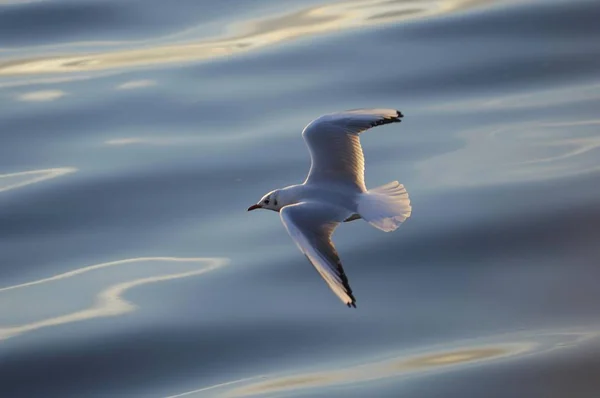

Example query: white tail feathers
[357,181,411,232]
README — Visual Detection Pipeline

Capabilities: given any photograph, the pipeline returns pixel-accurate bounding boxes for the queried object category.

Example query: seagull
[248,109,411,308]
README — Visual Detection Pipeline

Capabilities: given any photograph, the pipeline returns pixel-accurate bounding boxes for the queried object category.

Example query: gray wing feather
[280,202,356,308]
[302,108,403,192]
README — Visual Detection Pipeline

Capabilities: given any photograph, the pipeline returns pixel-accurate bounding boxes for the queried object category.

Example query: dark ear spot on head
[274,199,278,206]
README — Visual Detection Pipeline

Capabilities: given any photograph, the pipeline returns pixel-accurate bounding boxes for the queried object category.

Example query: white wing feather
[302,108,403,192]
[280,202,356,307]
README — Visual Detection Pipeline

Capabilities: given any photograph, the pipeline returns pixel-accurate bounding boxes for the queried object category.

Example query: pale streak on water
[0,257,228,340]
[0,167,76,193]
[1,0,599,397]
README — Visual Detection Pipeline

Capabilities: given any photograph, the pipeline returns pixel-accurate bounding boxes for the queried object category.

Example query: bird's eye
[264,199,269,205]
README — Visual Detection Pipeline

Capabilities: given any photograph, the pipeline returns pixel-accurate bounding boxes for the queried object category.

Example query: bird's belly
[300,186,358,214]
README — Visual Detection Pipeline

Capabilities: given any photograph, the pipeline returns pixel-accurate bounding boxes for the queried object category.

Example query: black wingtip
[370,110,404,127]
[346,299,357,308]
[394,110,404,122]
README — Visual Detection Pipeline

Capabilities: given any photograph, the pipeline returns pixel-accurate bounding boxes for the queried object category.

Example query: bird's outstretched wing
[280,202,356,308]
[302,108,403,192]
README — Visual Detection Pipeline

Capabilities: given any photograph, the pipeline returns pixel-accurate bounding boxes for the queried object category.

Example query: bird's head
[247,189,283,212]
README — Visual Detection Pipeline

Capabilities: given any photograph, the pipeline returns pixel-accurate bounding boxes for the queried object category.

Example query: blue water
[1,0,600,396]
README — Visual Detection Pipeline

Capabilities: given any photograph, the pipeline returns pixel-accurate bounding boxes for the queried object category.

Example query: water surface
[1,0,600,396]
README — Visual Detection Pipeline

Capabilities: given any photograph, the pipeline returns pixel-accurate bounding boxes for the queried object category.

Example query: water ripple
[165,328,599,397]
[418,119,600,187]
[0,0,502,76]
[0,257,228,340]
[0,167,76,193]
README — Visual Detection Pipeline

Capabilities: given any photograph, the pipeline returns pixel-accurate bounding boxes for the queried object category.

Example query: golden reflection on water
[0,167,76,193]
[401,347,507,367]
[0,257,228,340]
[175,329,597,398]
[226,344,528,397]
[16,89,67,101]
[116,79,156,90]
[0,0,500,76]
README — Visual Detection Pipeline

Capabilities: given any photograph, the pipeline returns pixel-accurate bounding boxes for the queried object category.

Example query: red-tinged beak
[247,204,262,211]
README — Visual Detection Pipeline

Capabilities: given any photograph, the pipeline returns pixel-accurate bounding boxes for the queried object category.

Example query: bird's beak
[247,204,262,211]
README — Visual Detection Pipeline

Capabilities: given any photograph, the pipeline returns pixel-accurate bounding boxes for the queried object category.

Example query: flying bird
[248,109,411,308]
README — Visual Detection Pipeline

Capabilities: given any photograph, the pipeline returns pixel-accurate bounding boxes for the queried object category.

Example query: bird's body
[248,109,411,308]
[270,183,358,214]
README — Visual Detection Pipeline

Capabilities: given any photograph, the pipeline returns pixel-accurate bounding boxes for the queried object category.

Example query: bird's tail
[357,181,411,232]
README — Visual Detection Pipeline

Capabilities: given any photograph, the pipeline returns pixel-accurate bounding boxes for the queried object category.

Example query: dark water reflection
[1,0,599,396]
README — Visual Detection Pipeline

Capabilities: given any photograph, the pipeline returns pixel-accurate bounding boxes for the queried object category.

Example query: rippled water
[1,0,600,396]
